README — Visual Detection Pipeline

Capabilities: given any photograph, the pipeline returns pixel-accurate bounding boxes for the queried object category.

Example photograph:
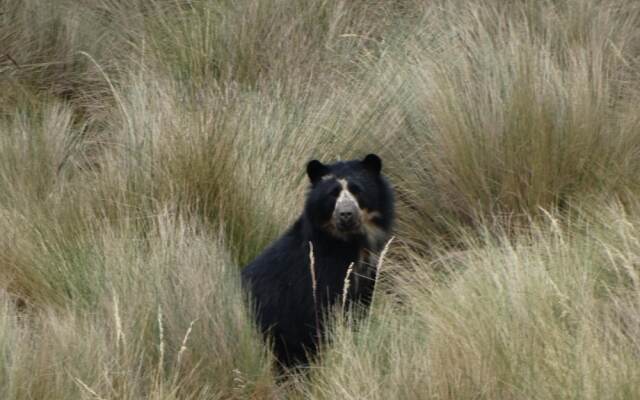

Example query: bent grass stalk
[74,377,106,400]
[177,319,198,368]
[342,262,354,309]
[370,236,394,308]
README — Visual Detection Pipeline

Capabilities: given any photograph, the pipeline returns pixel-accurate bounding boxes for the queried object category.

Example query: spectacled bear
[241,154,394,367]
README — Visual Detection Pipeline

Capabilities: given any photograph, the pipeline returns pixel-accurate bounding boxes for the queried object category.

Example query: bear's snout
[334,201,361,231]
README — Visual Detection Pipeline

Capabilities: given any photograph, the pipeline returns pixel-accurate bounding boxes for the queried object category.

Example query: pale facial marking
[324,179,362,239]
[335,179,358,209]
[321,174,336,181]
[324,180,388,246]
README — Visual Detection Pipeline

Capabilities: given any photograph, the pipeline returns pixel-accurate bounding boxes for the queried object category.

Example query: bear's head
[304,154,394,246]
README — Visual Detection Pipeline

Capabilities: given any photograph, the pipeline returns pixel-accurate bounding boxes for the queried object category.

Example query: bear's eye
[330,187,342,198]
[348,184,362,195]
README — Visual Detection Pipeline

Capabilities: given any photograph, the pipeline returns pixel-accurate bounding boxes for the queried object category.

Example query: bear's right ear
[307,160,330,184]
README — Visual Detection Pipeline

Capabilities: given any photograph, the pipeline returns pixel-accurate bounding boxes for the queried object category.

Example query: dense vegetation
[1,0,640,398]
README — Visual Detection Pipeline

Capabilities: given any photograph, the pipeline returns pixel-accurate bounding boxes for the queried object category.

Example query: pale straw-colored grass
[308,241,320,341]
[342,262,354,309]
[2,0,640,398]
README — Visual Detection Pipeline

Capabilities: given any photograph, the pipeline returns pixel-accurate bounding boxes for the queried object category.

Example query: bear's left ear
[307,159,330,184]
[362,154,382,175]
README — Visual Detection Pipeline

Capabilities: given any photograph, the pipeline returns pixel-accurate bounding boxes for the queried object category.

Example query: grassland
[1,0,640,398]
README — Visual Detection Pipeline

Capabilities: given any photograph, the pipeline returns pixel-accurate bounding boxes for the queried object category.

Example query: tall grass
[1,0,640,398]
[371,0,640,246]
[311,203,640,399]
[0,216,275,399]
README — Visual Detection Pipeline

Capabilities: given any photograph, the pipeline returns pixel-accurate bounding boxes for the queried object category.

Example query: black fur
[241,154,394,367]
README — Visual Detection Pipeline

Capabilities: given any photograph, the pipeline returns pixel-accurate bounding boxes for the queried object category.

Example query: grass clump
[0,216,275,399]
[310,204,640,399]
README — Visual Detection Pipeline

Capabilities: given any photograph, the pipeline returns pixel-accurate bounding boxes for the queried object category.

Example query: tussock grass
[2,0,640,398]
[311,204,640,399]
[368,0,640,246]
[0,0,136,117]
[0,100,80,204]
[0,216,275,399]
[141,0,407,87]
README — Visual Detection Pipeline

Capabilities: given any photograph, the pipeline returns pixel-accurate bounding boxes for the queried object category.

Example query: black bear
[241,154,394,367]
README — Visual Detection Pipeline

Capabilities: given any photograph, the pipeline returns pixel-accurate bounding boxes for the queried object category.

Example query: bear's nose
[334,199,360,230]
[339,211,353,220]
[338,210,358,230]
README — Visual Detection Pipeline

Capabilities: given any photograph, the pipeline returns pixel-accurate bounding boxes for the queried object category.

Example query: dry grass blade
[342,262,354,309]
[309,241,320,340]
[177,318,198,368]
[157,305,164,375]
[73,378,106,400]
[112,289,125,350]
[370,236,394,308]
